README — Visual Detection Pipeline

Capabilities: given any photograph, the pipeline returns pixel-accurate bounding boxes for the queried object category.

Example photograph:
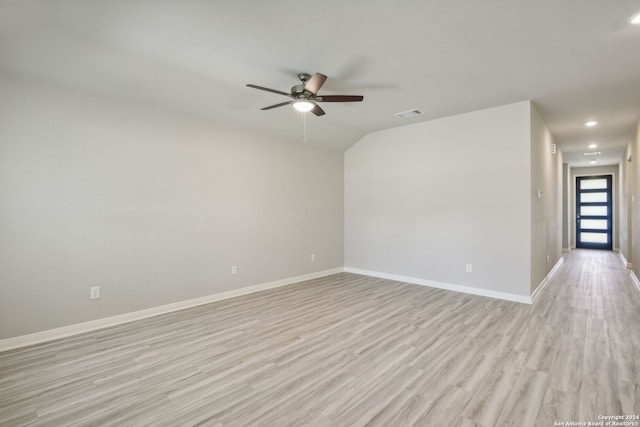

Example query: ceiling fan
[246,72,364,116]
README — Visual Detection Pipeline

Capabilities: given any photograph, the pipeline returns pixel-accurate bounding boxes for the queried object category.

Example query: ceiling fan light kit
[293,100,315,112]
[247,72,364,117]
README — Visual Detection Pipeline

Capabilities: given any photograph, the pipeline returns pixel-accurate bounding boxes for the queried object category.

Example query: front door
[576,175,612,250]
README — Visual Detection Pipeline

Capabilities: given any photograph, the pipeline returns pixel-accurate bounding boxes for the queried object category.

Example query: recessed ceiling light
[585,121,598,127]
[630,12,640,24]
[584,151,601,156]
[588,143,598,149]
[590,160,597,164]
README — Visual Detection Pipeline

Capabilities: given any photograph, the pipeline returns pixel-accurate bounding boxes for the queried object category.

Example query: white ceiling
[2,1,640,166]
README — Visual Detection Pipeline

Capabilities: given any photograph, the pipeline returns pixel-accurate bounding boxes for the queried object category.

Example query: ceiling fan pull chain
[302,111,307,143]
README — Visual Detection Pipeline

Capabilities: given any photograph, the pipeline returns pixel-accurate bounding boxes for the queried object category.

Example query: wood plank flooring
[1,250,639,426]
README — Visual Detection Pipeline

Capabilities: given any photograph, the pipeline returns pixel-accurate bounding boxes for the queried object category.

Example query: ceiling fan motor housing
[291,84,307,98]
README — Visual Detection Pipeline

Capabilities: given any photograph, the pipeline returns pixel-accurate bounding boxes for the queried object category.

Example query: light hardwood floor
[1,250,639,426]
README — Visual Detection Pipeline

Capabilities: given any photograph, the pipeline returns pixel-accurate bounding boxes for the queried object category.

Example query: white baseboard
[531,257,564,303]
[0,267,344,352]
[630,270,640,293]
[343,267,532,304]
[618,251,632,269]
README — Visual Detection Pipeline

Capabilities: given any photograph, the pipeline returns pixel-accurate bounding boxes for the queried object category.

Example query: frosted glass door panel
[580,232,608,244]
[580,206,608,216]
[580,179,607,190]
[580,219,608,230]
[580,192,607,203]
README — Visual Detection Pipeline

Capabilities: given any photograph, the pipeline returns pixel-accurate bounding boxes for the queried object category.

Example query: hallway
[532,250,640,424]
[0,250,639,426]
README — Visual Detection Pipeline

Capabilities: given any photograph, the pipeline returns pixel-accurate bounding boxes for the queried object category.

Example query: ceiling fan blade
[247,84,290,97]
[317,95,364,102]
[311,104,326,116]
[304,73,327,95]
[261,101,292,110]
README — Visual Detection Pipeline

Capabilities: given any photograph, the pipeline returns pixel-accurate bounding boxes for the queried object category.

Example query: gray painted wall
[530,104,563,293]
[0,76,344,339]
[0,75,569,341]
[619,122,639,273]
[619,149,632,265]
[631,122,640,275]
[345,102,533,298]
[562,163,571,251]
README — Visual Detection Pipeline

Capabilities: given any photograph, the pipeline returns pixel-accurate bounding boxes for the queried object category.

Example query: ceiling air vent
[394,109,423,118]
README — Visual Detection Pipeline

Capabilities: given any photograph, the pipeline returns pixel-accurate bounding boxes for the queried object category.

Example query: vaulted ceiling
[2,1,640,166]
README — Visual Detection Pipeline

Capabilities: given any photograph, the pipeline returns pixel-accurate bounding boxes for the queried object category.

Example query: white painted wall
[345,101,532,299]
[0,75,344,339]
[530,104,563,293]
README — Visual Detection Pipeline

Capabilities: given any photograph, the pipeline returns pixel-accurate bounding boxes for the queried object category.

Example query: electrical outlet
[310,254,316,262]
[466,264,472,273]
[546,255,550,264]
[231,265,238,275]
[90,286,100,300]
